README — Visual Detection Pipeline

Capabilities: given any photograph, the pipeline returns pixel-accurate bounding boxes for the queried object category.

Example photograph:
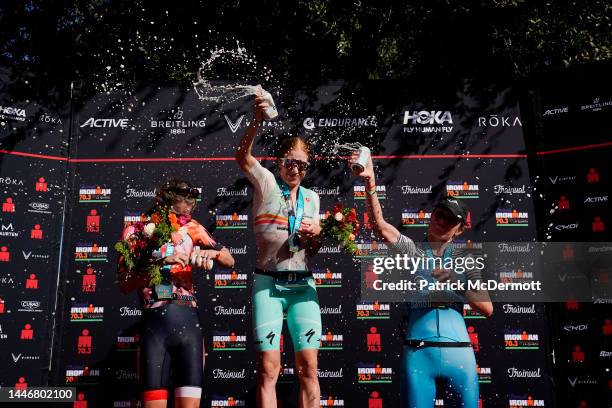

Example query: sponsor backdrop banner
[2,74,589,407]
[531,62,612,408]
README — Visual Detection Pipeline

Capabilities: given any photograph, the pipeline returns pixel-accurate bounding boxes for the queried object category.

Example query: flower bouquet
[115,206,178,285]
[320,203,361,254]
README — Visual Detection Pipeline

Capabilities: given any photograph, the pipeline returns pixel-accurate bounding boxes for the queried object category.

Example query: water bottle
[261,91,278,120]
[351,146,371,175]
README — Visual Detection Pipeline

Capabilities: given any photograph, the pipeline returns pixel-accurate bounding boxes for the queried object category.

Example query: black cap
[434,196,469,225]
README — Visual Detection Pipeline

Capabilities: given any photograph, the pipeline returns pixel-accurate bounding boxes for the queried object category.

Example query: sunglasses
[280,158,309,172]
[168,187,200,199]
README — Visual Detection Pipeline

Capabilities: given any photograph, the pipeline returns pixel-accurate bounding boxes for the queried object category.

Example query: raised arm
[352,152,400,244]
[235,87,269,173]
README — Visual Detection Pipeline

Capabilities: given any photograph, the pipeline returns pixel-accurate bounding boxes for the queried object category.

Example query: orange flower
[150,213,161,224]
[168,213,180,230]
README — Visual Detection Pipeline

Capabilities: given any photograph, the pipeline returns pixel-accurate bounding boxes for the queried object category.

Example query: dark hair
[275,136,311,160]
[155,179,199,207]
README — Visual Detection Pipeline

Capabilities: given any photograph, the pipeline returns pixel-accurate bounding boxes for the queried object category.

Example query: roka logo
[403,110,452,125]
[224,115,245,133]
[80,118,130,128]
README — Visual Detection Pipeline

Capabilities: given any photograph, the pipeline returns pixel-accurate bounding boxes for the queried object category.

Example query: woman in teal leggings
[353,151,493,408]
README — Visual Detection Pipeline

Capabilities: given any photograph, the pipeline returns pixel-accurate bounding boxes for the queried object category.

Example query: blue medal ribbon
[277,179,305,253]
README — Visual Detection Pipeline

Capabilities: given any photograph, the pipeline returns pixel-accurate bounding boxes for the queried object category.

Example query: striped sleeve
[389,232,418,256]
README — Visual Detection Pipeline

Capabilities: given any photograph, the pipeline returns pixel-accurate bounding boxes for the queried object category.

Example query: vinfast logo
[555,223,579,231]
[80,118,130,128]
[543,106,568,116]
[548,175,576,185]
[503,304,536,314]
[0,105,26,121]
[400,185,432,195]
[302,116,377,130]
[477,115,522,127]
[11,353,40,363]
[28,202,51,214]
[21,250,50,261]
[567,376,598,387]
[212,331,247,351]
[224,114,245,133]
[217,186,248,197]
[507,368,542,378]
[18,301,41,313]
[403,110,453,133]
[494,185,527,195]
[584,195,608,204]
[563,324,588,332]
[213,305,247,316]
[581,97,612,112]
[212,368,246,379]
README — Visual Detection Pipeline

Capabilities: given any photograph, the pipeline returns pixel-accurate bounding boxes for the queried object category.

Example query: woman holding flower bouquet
[236,87,323,408]
[116,179,234,408]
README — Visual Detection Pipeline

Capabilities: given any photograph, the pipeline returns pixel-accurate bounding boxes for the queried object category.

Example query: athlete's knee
[295,359,318,384]
[258,357,281,384]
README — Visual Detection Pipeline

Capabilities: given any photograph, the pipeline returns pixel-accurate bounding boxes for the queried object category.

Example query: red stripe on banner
[536,141,612,156]
[142,389,168,401]
[0,149,68,161]
[254,220,287,227]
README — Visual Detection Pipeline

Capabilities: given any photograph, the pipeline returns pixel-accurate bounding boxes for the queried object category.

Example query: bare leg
[295,349,320,408]
[257,350,281,408]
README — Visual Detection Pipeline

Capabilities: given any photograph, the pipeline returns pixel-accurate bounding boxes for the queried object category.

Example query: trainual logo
[213,368,246,379]
[214,305,247,316]
[125,188,156,198]
[503,304,536,314]
[507,367,541,378]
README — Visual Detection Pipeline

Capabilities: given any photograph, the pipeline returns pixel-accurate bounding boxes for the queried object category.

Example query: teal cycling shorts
[252,273,322,352]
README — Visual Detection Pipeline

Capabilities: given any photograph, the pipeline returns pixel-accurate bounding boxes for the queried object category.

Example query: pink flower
[178,214,192,226]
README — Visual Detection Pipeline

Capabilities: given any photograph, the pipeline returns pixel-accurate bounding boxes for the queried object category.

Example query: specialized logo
[0,105,26,121]
[70,303,104,322]
[446,181,479,199]
[504,331,540,350]
[80,118,130,128]
[312,266,342,288]
[303,116,376,130]
[356,302,391,319]
[265,331,275,345]
[116,335,139,352]
[400,185,432,195]
[305,328,316,343]
[355,240,389,259]
[215,213,248,229]
[477,115,522,127]
[79,186,111,203]
[212,331,247,351]
[214,268,248,289]
[495,209,529,227]
[357,363,393,383]
[320,330,343,350]
[402,209,431,227]
[403,110,453,133]
[354,184,386,200]
[75,243,108,262]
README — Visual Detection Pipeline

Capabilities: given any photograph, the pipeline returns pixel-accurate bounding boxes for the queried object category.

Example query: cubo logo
[402,209,431,227]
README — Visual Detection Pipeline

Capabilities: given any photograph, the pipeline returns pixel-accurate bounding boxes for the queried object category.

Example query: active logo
[80,118,130,128]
